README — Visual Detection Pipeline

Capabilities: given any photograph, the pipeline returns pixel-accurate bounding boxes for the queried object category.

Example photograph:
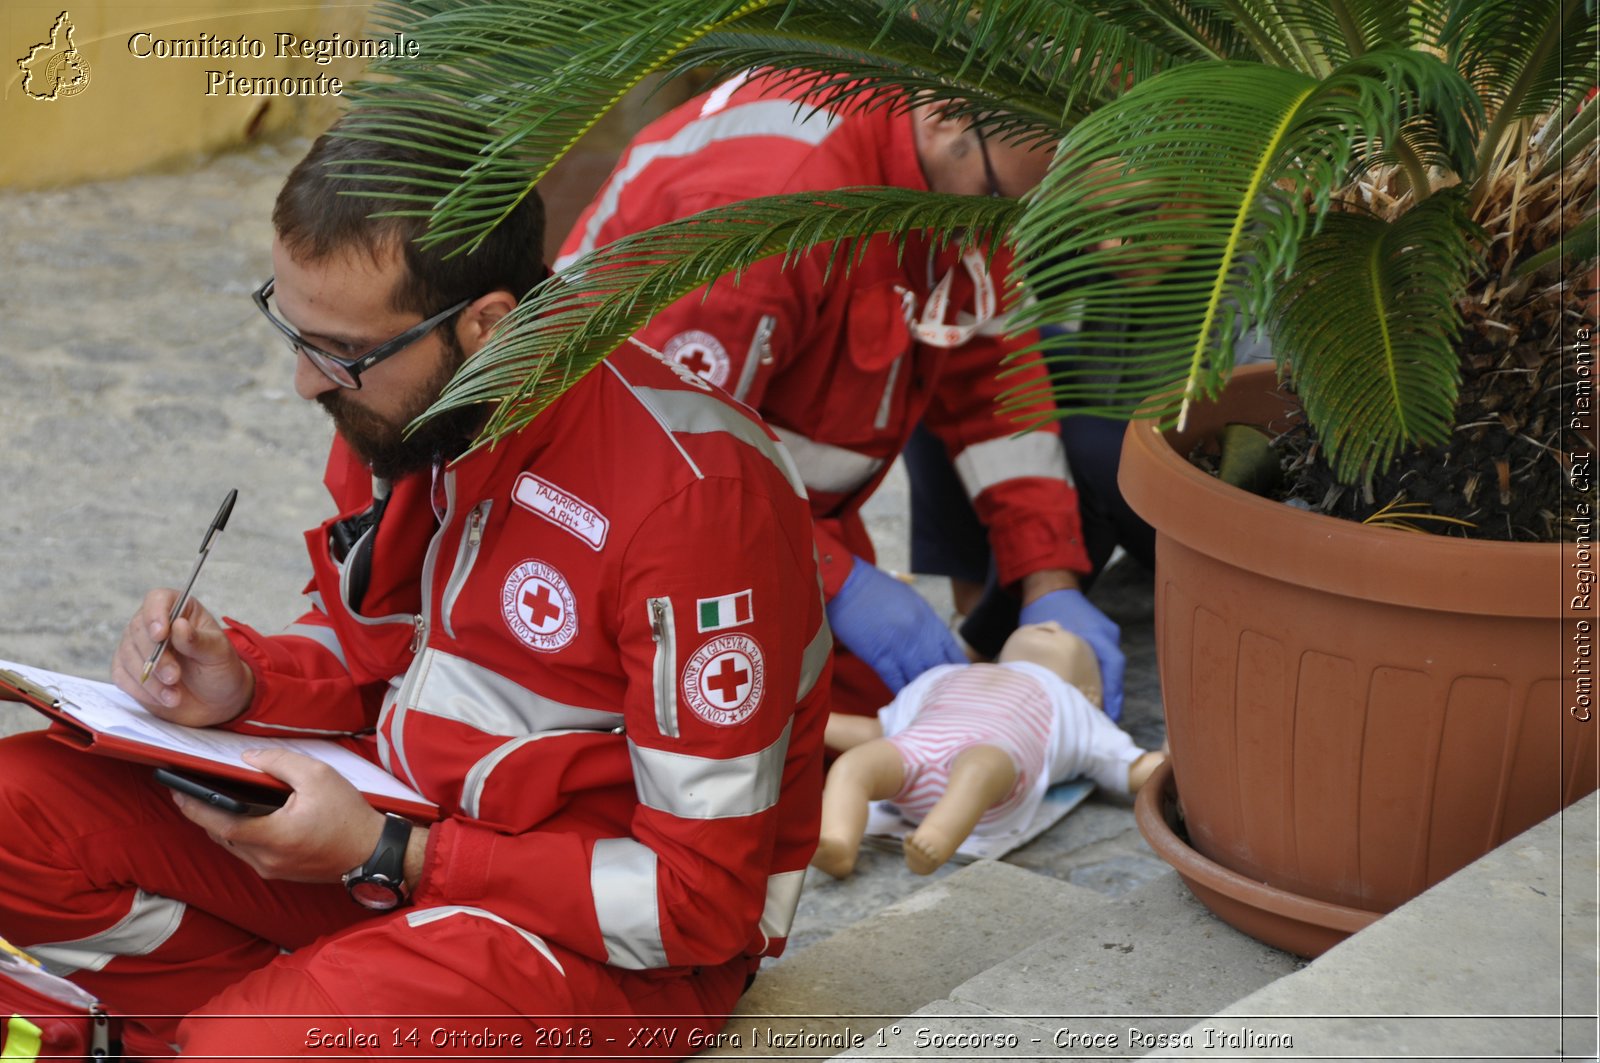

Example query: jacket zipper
[648,596,678,738]
[386,469,456,793]
[732,313,778,401]
[441,500,492,638]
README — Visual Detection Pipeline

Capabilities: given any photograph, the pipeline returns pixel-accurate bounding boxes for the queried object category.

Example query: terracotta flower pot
[1120,364,1596,949]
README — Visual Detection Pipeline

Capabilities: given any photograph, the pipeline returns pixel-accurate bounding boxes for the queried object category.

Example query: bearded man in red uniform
[559,72,1126,719]
[0,116,829,1058]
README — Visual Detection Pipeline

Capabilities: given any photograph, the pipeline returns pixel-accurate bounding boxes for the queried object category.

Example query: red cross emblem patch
[662,329,730,388]
[501,559,578,652]
[681,633,766,727]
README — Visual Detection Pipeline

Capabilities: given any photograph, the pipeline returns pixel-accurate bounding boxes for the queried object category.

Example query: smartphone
[152,768,287,817]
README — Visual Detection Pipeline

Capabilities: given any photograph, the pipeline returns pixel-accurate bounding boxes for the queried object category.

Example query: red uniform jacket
[558,73,1091,597]
[223,344,830,972]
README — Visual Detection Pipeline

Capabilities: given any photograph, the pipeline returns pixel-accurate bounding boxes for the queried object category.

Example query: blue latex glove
[825,557,966,692]
[1020,588,1125,721]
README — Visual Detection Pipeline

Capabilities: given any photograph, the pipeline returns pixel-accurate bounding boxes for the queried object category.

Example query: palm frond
[342,0,785,252]
[668,0,1176,145]
[1004,49,1475,430]
[419,189,1021,444]
[1206,0,1344,72]
[1089,0,1258,61]
[1441,0,1599,122]
[1269,190,1479,482]
[341,0,1179,252]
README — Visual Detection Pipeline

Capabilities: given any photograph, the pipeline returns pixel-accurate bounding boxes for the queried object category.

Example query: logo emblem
[681,633,765,727]
[501,560,578,652]
[18,12,91,102]
[662,330,730,388]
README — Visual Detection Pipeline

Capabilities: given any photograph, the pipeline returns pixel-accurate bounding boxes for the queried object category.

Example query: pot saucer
[1134,760,1381,958]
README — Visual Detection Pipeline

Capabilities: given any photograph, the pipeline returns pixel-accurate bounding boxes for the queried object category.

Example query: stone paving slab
[0,139,331,688]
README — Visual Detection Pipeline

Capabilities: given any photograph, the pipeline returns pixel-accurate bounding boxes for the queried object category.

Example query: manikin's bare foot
[902,828,957,875]
[811,836,860,879]
[1128,751,1166,794]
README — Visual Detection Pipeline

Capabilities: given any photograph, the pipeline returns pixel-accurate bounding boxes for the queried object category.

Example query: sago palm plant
[339,0,1596,537]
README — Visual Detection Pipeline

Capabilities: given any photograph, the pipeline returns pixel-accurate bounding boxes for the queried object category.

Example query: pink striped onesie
[880,660,1143,843]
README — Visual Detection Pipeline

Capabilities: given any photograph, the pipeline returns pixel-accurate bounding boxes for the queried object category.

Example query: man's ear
[457,291,519,357]
[910,103,977,194]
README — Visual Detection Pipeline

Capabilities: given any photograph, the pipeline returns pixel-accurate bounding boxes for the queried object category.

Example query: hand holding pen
[141,489,237,682]
[113,489,255,727]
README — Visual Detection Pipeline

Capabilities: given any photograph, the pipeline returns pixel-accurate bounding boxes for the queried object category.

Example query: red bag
[0,944,120,1059]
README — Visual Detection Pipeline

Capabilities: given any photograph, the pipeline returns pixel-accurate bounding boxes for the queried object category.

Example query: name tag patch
[513,473,609,550]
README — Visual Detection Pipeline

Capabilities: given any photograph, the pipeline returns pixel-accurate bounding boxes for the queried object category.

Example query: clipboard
[0,660,438,822]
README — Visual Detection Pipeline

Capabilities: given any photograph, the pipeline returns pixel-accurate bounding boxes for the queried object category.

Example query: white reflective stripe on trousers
[759,869,807,945]
[27,889,185,977]
[405,906,565,975]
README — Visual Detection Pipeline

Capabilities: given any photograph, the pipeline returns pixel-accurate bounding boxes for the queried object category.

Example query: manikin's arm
[824,712,885,752]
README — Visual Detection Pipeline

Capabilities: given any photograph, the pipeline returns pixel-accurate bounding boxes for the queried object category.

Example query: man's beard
[317,334,484,480]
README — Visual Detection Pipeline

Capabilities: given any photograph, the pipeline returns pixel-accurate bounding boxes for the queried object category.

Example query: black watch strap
[343,813,413,911]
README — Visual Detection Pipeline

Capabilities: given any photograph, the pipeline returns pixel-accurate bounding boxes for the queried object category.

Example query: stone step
[702,860,1108,1058]
[710,858,1303,1060]
[829,869,1303,1060]
[1136,790,1598,1061]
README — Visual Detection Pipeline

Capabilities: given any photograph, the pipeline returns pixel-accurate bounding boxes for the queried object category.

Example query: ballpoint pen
[139,488,239,683]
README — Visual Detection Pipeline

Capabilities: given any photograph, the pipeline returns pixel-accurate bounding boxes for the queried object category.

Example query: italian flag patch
[696,589,753,632]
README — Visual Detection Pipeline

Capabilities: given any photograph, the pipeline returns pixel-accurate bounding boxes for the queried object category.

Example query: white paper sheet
[0,659,426,808]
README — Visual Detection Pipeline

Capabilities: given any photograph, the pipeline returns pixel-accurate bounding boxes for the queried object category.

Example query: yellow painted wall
[1,2,375,189]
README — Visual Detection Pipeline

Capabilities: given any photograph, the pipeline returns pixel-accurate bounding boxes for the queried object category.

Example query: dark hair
[272,113,546,317]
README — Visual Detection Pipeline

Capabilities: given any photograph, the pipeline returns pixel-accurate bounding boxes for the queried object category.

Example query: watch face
[349,877,404,911]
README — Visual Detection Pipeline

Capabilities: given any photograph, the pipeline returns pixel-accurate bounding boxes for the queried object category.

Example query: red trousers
[0,732,749,1059]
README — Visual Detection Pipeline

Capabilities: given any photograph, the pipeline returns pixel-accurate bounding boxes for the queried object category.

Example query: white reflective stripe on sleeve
[460,729,611,820]
[759,869,807,945]
[797,621,832,701]
[605,360,704,479]
[557,100,842,271]
[770,426,884,496]
[404,906,564,975]
[280,622,348,669]
[632,387,807,499]
[952,431,1073,499]
[408,648,624,737]
[28,890,185,977]
[590,838,666,969]
[630,720,790,820]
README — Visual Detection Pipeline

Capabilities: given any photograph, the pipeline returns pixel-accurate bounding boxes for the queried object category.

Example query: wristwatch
[342,813,413,910]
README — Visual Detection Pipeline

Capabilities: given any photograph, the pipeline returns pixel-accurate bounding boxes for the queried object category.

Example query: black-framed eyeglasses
[974,127,1004,199]
[252,277,471,390]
